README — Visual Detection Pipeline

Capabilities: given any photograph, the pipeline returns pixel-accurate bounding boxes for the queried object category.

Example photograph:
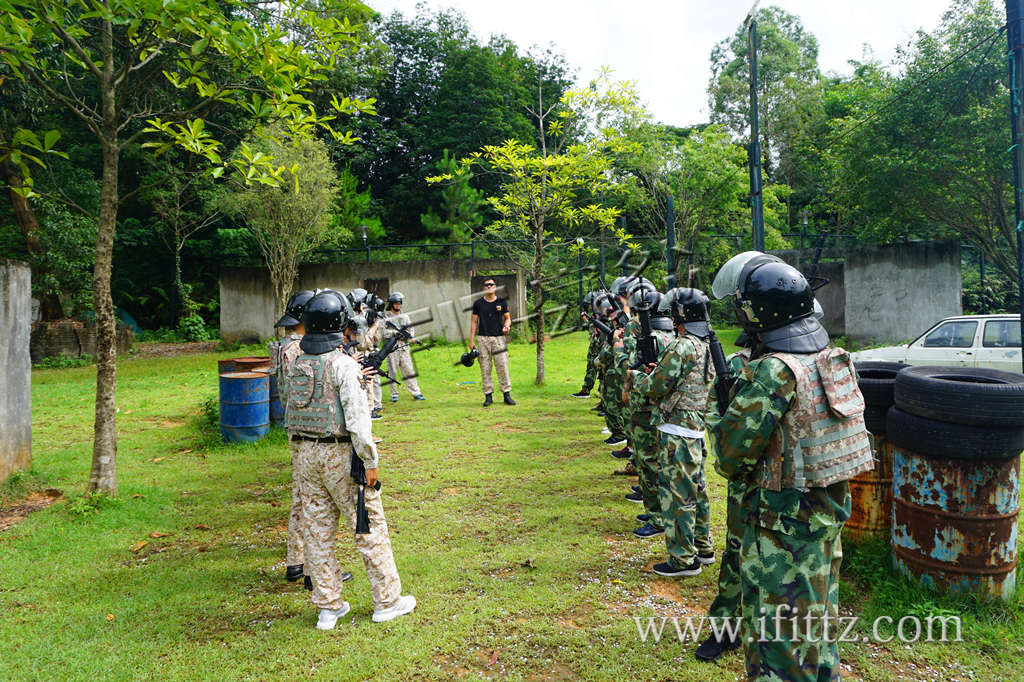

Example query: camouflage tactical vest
[761,347,873,491]
[286,352,347,437]
[659,335,714,416]
[269,336,300,387]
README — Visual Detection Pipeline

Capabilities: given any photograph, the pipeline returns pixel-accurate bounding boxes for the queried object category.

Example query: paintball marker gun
[350,453,382,534]
[582,312,614,339]
[360,324,413,386]
[705,304,734,415]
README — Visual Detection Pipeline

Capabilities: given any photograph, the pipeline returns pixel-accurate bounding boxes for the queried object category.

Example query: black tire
[886,406,1024,460]
[855,361,908,407]
[894,366,1024,428]
[864,404,888,436]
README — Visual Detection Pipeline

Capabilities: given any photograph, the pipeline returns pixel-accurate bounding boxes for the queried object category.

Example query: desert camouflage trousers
[477,335,511,394]
[629,413,662,527]
[386,346,421,398]
[657,431,712,567]
[740,501,843,682]
[293,440,402,611]
[365,374,382,410]
[286,442,305,566]
[706,478,751,621]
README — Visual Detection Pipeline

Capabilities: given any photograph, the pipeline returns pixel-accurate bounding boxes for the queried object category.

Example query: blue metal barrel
[219,371,270,442]
[268,373,284,426]
[892,446,1019,600]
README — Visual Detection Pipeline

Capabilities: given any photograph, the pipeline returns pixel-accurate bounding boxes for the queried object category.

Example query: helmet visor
[711,251,766,300]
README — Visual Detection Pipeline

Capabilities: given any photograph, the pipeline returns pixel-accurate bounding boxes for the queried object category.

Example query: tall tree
[0,0,374,494]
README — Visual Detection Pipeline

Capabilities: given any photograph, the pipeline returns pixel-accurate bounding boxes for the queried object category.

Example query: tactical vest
[269,336,300,386]
[659,335,714,416]
[286,352,347,438]
[761,347,873,491]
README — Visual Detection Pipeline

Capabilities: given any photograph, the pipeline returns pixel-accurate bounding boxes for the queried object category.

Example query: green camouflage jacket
[632,332,713,431]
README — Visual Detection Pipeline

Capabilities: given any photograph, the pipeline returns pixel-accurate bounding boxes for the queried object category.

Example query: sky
[367,0,954,127]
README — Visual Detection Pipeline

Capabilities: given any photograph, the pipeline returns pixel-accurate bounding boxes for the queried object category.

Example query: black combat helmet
[711,251,827,353]
[660,287,711,339]
[347,287,369,311]
[626,284,660,315]
[275,290,315,328]
[300,291,354,354]
[610,276,631,298]
[387,291,404,309]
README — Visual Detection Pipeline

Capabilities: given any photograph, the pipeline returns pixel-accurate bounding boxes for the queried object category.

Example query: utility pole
[665,196,677,288]
[1006,0,1024,372]
[746,1,765,251]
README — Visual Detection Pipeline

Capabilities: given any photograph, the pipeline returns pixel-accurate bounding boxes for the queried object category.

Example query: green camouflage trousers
[629,413,662,526]
[582,333,601,393]
[602,371,626,435]
[656,431,712,566]
[740,507,843,682]
[706,478,750,621]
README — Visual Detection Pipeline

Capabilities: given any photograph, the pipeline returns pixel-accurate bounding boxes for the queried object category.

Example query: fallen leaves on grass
[129,541,148,553]
[147,457,166,463]
[106,614,114,621]
[194,524,212,530]
[148,531,172,538]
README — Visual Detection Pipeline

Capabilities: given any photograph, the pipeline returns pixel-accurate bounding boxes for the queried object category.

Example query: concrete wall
[1,260,32,482]
[773,241,961,344]
[220,259,526,343]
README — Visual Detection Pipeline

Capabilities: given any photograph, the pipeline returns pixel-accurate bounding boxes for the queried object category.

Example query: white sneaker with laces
[601,427,611,435]
[372,594,416,623]
[316,602,351,630]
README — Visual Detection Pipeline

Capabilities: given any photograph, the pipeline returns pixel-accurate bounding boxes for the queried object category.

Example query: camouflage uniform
[632,331,715,568]
[595,340,626,436]
[286,350,403,612]
[581,327,601,394]
[705,349,753,623]
[271,333,306,568]
[382,310,422,398]
[708,348,871,682]
[618,319,670,527]
[357,320,384,411]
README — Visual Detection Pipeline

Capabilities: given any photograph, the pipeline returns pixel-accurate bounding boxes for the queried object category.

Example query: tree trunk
[533,226,545,385]
[89,22,119,495]
[173,246,183,325]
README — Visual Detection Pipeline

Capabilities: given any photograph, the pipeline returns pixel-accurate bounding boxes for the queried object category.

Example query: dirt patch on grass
[135,341,220,357]
[0,489,63,532]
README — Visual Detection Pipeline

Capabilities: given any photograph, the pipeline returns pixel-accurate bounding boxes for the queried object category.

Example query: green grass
[1,329,1021,680]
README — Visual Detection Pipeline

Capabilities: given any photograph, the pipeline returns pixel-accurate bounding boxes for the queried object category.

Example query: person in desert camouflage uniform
[632,287,716,576]
[382,292,425,402]
[286,290,415,630]
[708,252,873,681]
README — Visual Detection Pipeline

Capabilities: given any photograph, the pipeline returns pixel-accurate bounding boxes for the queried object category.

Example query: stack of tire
[888,366,1024,600]
[845,362,906,542]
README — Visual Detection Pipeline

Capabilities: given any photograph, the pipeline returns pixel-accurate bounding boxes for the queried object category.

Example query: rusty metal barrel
[217,358,235,374]
[233,356,270,372]
[218,371,270,442]
[891,446,1019,600]
[845,434,894,542]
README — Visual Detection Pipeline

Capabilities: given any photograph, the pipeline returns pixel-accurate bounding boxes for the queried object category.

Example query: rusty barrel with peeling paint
[219,371,270,442]
[891,446,1019,600]
[845,435,894,541]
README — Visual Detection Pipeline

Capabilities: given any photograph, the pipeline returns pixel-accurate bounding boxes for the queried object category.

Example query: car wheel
[864,404,889,435]
[886,406,1024,460]
[894,366,1024,428]
[855,361,907,407]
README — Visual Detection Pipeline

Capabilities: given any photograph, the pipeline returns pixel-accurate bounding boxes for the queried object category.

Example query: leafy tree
[0,0,374,494]
[420,149,482,242]
[220,125,344,312]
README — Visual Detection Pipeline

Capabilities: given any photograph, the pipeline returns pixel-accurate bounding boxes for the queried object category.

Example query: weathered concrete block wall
[1,260,32,482]
[774,241,961,344]
[220,259,526,343]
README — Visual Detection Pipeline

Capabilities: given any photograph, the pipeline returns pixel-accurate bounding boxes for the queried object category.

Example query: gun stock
[705,308,734,414]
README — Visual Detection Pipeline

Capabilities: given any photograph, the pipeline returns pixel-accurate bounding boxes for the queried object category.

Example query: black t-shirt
[472,297,508,336]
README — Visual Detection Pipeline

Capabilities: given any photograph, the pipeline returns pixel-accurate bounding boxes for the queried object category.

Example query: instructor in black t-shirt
[469,279,516,407]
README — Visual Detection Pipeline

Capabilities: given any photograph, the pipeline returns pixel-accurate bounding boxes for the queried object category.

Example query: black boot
[483,393,493,407]
[286,564,304,582]
[503,391,516,405]
[694,631,742,661]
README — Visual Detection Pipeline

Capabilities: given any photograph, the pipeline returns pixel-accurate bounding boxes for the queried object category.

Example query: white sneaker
[601,427,611,435]
[372,594,416,623]
[316,602,351,630]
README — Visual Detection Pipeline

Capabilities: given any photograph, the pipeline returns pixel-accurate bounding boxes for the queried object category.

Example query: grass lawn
[2,330,1022,680]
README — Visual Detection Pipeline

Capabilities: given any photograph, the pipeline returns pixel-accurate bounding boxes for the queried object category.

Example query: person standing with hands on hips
[469,278,515,407]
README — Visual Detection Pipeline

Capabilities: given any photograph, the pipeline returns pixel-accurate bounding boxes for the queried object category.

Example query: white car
[851,314,1023,373]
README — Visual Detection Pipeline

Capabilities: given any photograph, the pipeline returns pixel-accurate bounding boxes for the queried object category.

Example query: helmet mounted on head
[661,287,711,338]
[275,290,315,328]
[299,290,354,354]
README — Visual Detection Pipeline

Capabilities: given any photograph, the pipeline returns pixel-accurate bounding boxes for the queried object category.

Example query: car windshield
[922,321,977,348]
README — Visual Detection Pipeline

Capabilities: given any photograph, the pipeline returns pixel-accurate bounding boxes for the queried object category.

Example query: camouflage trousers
[740,500,843,682]
[629,414,662,527]
[477,335,511,394]
[386,346,421,398]
[286,442,305,566]
[293,440,402,611]
[656,431,712,567]
[365,374,382,410]
[601,373,626,435]
[706,478,751,621]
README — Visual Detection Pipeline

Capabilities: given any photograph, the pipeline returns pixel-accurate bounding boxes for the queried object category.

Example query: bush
[33,354,94,369]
